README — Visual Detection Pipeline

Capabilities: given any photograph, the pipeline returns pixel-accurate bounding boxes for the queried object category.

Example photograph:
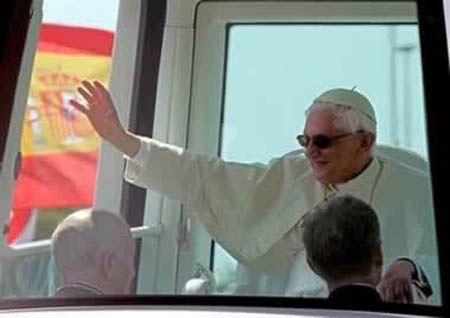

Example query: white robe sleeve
[123,137,267,261]
[124,137,266,209]
[123,137,317,262]
[380,160,441,304]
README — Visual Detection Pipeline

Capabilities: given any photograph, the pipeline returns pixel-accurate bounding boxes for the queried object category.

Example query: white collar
[57,282,104,295]
[324,157,383,204]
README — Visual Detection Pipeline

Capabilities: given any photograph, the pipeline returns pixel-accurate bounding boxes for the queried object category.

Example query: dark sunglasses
[296,132,360,149]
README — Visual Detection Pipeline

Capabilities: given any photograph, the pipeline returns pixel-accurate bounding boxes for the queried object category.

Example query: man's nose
[305,142,320,158]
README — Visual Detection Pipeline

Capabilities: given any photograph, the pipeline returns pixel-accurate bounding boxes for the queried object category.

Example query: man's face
[303,110,368,184]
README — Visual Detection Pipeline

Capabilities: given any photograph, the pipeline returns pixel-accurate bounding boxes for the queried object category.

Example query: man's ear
[360,132,375,153]
[374,244,383,268]
[100,249,117,280]
[306,256,320,276]
[371,245,383,286]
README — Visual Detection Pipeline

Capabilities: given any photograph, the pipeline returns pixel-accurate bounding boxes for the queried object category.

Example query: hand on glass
[379,259,415,304]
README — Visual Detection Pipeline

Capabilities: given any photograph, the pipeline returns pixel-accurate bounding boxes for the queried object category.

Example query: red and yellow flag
[8,24,114,243]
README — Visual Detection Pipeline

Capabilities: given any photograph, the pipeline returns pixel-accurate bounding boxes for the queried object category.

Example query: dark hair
[302,195,381,283]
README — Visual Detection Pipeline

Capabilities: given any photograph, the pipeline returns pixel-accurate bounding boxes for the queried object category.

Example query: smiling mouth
[312,160,328,166]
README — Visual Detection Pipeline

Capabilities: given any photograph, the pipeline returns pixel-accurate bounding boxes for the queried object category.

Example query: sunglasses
[296,132,360,149]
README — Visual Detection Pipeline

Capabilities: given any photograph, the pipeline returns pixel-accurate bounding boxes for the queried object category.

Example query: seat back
[375,144,429,174]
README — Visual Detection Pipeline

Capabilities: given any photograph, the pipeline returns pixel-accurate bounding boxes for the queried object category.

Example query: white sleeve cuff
[124,138,147,167]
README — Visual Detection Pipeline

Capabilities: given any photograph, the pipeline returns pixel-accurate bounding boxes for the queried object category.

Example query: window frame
[187,0,420,284]
[0,0,41,236]
[0,0,166,296]
[416,0,450,310]
[189,0,418,159]
[182,0,449,314]
[0,0,448,315]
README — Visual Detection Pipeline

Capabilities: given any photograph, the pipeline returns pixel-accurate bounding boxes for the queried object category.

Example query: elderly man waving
[70,81,439,303]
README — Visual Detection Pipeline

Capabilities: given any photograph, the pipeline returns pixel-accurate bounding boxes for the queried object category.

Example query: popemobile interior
[0,0,449,317]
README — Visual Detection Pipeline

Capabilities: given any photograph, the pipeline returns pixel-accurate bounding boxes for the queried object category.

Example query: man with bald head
[70,81,438,303]
[51,209,135,297]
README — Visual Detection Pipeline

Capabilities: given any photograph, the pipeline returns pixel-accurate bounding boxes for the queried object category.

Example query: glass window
[7,0,119,245]
[208,22,440,304]
[1,0,446,315]
[221,25,427,162]
[2,0,120,298]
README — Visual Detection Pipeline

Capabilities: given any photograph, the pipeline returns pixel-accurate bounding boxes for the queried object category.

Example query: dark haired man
[302,195,383,304]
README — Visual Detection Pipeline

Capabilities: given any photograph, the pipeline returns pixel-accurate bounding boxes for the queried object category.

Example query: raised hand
[70,80,124,140]
[70,80,140,156]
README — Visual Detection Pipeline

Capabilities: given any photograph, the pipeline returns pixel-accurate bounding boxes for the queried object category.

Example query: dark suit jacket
[328,284,382,305]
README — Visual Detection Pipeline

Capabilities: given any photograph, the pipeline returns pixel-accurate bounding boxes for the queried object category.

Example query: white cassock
[124,137,440,303]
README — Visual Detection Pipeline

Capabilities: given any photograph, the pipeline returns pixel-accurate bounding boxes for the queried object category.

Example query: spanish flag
[7,24,114,243]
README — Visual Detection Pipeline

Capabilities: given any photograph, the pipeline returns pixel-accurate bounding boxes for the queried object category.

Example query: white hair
[305,101,377,135]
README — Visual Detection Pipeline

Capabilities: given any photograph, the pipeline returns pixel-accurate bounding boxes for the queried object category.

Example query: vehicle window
[2,0,119,297]
[179,1,442,306]
[8,0,119,245]
[0,0,446,314]
[220,25,427,162]
[213,24,440,303]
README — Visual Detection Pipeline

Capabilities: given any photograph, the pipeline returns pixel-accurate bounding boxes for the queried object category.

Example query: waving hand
[70,80,140,156]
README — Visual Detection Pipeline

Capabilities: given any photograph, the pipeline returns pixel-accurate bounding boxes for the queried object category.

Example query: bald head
[51,209,135,294]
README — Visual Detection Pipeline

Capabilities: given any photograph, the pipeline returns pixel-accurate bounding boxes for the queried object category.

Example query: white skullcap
[313,88,377,124]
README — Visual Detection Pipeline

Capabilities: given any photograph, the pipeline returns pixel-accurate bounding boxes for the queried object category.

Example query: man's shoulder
[376,154,431,195]
[375,145,429,176]
[269,150,311,174]
[377,154,429,181]
[275,149,309,164]
[329,284,381,305]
